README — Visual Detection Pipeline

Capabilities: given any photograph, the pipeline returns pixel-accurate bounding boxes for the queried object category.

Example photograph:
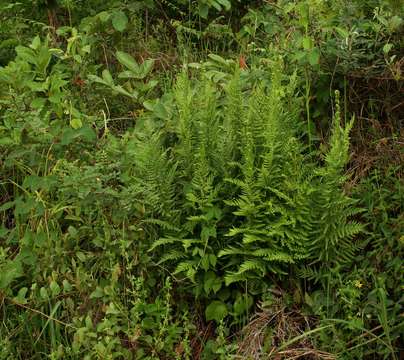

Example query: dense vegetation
[0,0,402,358]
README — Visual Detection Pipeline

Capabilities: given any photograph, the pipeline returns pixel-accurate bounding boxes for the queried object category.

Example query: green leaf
[50,281,61,296]
[143,100,169,120]
[112,11,128,32]
[13,287,28,304]
[201,256,210,271]
[27,81,48,92]
[199,4,209,19]
[201,225,216,242]
[88,70,114,87]
[233,294,253,315]
[30,98,46,109]
[116,54,154,79]
[60,126,96,146]
[205,300,228,322]
[88,74,105,85]
[383,43,393,54]
[15,46,37,65]
[208,53,228,65]
[62,280,72,292]
[334,26,349,39]
[388,15,402,32]
[90,287,104,299]
[209,254,217,267]
[308,47,320,66]
[204,272,222,294]
[98,11,110,22]
[70,118,83,129]
[30,36,41,50]
[113,85,138,98]
[217,0,231,10]
[304,292,314,307]
[0,260,23,289]
[139,59,154,78]
[102,69,114,86]
[106,302,120,315]
[76,252,86,262]
[0,201,15,212]
[0,137,14,146]
[302,36,313,50]
[116,51,139,73]
[40,287,49,300]
[142,317,156,329]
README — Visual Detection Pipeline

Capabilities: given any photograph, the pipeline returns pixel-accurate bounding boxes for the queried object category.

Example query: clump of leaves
[132,65,361,323]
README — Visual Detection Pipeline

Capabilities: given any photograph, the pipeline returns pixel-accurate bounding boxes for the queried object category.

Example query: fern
[139,67,362,294]
[309,91,363,264]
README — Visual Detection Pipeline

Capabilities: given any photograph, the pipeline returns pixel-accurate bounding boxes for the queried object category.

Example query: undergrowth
[0,0,403,359]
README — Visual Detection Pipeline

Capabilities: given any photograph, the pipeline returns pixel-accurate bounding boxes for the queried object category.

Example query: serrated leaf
[201,256,210,271]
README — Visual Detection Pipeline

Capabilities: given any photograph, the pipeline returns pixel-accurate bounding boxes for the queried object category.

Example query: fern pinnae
[158,250,186,264]
[149,237,183,251]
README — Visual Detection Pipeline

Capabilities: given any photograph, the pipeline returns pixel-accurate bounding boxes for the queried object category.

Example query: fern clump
[130,66,361,295]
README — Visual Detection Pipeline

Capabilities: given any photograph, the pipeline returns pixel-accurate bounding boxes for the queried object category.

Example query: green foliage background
[0,0,402,358]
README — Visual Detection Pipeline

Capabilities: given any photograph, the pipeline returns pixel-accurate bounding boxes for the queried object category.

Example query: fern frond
[158,250,186,264]
[218,246,249,257]
[143,218,180,232]
[252,249,295,263]
[238,259,266,274]
[224,260,266,286]
[149,237,182,251]
[174,261,197,282]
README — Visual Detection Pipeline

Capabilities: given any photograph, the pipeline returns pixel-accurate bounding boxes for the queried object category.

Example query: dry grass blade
[237,292,334,360]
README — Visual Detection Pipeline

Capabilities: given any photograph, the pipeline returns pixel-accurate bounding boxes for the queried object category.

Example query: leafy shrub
[0,35,188,359]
